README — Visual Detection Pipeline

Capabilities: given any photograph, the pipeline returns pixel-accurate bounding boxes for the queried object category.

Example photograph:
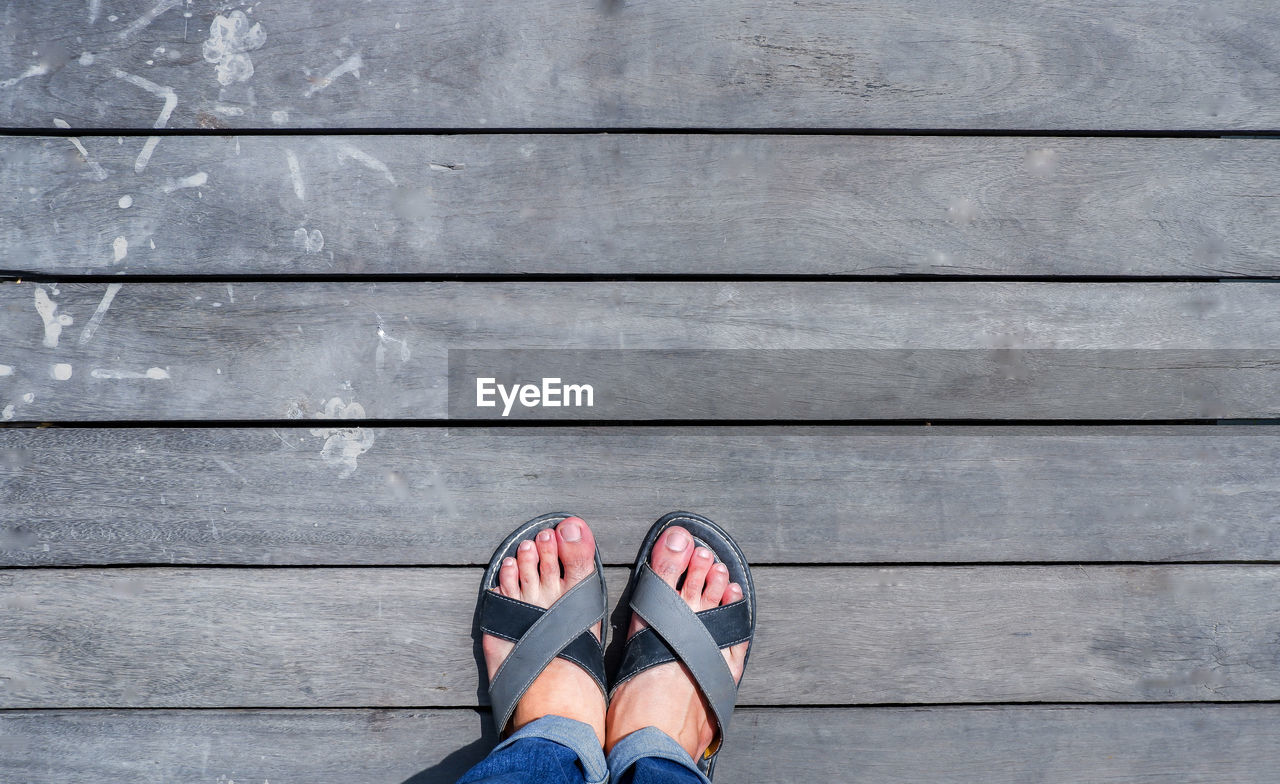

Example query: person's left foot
[482,516,607,744]
[605,525,748,760]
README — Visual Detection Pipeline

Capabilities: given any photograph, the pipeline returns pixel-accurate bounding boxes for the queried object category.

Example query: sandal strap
[482,569,606,733]
[480,591,609,690]
[615,598,750,677]
[624,563,741,736]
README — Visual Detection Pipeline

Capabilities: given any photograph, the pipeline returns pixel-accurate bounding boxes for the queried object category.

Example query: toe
[726,582,743,604]
[702,562,730,607]
[498,556,519,598]
[724,583,749,675]
[681,547,714,605]
[516,539,540,599]
[650,526,694,588]
[556,517,597,585]
[535,528,560,589]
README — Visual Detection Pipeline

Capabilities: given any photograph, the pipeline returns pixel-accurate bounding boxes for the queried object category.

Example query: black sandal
[478,512,609,735]
[609,511,757,779]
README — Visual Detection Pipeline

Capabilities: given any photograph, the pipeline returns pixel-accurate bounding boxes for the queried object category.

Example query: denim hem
[606,726,712,784]
[492,715,608,784]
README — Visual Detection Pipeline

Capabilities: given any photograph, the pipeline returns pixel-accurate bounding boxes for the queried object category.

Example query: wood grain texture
[4,426,1280,566]
[5,704,1280,782]
[2,566,1278,708]
[2,282,1280,421]
[2,1,1277,130]
[4,135,1278,276]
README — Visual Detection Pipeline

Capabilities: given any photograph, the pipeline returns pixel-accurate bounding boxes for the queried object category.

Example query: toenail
[666,530,689,552]
[537,530,552,542]
[504,557,517,567]
[560,521,581,542]
[696,548,712,560]
[519,541,535,552]
[714,563,728,573]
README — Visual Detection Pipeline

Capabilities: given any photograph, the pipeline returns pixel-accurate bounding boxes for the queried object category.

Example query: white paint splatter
[285,149,305,200]
[337,143,396,184]
[226,284,235,304]
[89,0,101,24]
[0,63,50,89]
[134,137,162,173]
[118,195,133,208]
[0,365,12,376]
[161,171,208,192]
[1,405,13,421]
[271,110,289,125]
[113,69,180,127]
[117,0,181,41]
[113,236,129,262]
[78,283,123,345]
[203,11,266,85]
[213,104,245,116]
[374,317,411,374]
[52,119,109,181]
[305,53,363,97]
[112,69,177,172]
[293,227,324,254]
[90,367,170,380]
[33,288,74,348]
[22,393,34,403]
[1025,148,1059,177]
[309,397,375,478]
[52,364,73,381]
[78,52,96,66]
[428,162,465,171]
[947,196,978,225]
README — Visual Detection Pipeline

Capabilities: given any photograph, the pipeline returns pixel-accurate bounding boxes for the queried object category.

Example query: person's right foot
[481,516,606,744]
[604,525,750,761]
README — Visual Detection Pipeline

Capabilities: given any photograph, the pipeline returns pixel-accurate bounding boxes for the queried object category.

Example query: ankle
[511,663,606,745]
[603,722,712,762]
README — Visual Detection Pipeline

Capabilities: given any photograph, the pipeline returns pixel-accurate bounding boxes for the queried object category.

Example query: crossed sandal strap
[615,563,747,737]
[481,569,607,733]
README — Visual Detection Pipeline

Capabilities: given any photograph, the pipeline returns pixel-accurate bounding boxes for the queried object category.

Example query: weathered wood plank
[2,282,1280,421]
[2,1,1277,130]
[2,566,1277,707]
[4,135,1278,276]
[4,427,1279,566]
[5,704,1280,783]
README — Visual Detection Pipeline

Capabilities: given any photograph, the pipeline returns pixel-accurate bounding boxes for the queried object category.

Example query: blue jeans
[457,715,709,784]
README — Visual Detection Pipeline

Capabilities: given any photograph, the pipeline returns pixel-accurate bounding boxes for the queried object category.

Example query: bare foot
[605,525,750,761]
[482,516,606,745]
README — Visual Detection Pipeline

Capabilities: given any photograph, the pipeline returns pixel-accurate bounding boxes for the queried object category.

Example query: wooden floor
[3,2,1280,781]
